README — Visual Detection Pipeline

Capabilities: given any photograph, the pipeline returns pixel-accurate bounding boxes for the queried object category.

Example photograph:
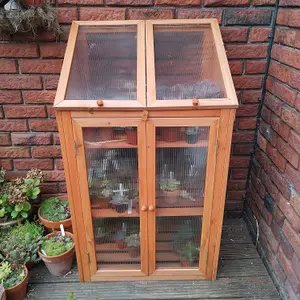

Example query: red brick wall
[247,1,300,299]
[0,1,276,210]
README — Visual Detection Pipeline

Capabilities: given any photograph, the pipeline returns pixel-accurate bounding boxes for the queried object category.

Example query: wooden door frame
[71,117,148,280]
[146,117,219,279]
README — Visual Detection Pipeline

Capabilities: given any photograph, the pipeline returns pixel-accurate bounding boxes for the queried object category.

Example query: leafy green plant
[0,168,6,184]
[159,178,180,192]
[40,197,70,222]
[41,234,74,256]
[179,242,198,262]
[0,262,25,289]
[0,169,45,221]
[185,127,199,135]
[2,221,44,264]
[125,233,140,248]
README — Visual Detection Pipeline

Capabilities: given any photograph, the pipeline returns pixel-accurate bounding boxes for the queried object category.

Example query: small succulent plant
[41,234,74,256]
[125,233,140,248]
[40,197,70,222]
[179,241,198,262]
[0,262,26,289]
[159,178,180,192]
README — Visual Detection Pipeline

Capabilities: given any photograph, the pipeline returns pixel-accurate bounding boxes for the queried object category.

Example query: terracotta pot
[128,247,140,258]
[0,284,6,300]
[90,196,111,209]
[25,261,34,271]
[125,128,137,145]
[180,260,193,268]
[162,190,179,204]
[38,207,72,233]
[99,128,114,141]
[38,232,75,277]
[5,266,28,300]
[160,128,179,142]
[22,0,44,7]
[116,240,126,249]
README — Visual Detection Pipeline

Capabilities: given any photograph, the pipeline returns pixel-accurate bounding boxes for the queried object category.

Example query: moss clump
[40,197,70,222]
[41,234,73,256]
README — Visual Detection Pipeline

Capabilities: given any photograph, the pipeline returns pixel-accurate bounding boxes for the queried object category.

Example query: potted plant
[38,197,72,233]
[178,241,198,268]
[38,231,75,277]
[185,127,199,144]
[1,221,44,270]
[125,233,140,258]
[0,169,44,227]
[159,177,181,204]
[115,230,126,249]
[91,179,113,209]
[160,127,179,143]
[0,283,5,300]
[110,183,129,214]
[0,262,28,300]
[125,127,137,145]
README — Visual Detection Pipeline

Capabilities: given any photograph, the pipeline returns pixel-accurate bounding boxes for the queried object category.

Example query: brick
[266,77,297,107]
[44,170,65,181]
[4,106,46,118]
[0,160,13,170]
[44,76,59,90]
[32,147,62,158]
[286,164,300,193]
[264,93,283,115]
[128,8,174,19]
[40,183,58,194]
[204,0,249,6]
[59,182,67,193]
[0,134,10,146]
[270,219,281,239]
[226,44,268,59]
[250,27,272,42]
[53,133,61,145]
[155,0,200,5]
[278,248,300,293]
[266,143,286,172]
[177,9,222,23]
[285,280,300,300]
[229,61,243,75]
[283,220,300,258]
[269,164,291,199]
[260,121,277,145]
[270,113,290,141]
[253,0,275,4]
[0,75,42,89]
[231,169,248,179]
[258,132,268,152]
[0,91,22,104]
[245,60,267,74]
[292,253,300,280]
[0,44,38,57]
[233,76,262,89]
[260,218,279,253]
[233,143,253,155]
[236,104,259,117]
[289,130,300,154]
[23,91,56,104]
[232,131,255,143]
[282,105,300,132]
[57,8,78,24]
[60,26,71,42]
[274,28,300,50]
[80,8,126,20]
[30,120,58,132]
[58,0,103,4]
[261,106,271,123]
[40,44,66,59]
[224,9,273,25]
[237,118,256,129]
[290,187,300,217]
[273,205,284,225]
[277,9,300,28]
[296,94,300,112]
[20,60,63,74]
[277,137,299,168]
[11,133,52,146]
[227,179,247,191]
[0,60,17,73]
[230,156,250,168]
[0,147,30,158]
[56,159,64,170]
[47,106,56,118]
[241,90,261,103]
[14,159,53,170]
[280,0,300,6]
[272,44,300,70]
[227,190,244,200]
[221,27,248,42]
[0,120,28,132]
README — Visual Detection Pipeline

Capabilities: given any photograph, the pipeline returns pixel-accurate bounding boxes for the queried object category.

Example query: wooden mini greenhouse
[54,19,238,282]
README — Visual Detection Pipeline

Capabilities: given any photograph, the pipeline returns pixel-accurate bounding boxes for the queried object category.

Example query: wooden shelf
[156,139,208,148]
[85,140,137,149]
[91,207,203,218]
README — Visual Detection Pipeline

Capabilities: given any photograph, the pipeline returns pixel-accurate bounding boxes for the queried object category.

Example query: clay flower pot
[91,195,111,209]
[38,232,75,277]
[5,266,28,300]
[162,190,179,204]
[125,128,137,145]
[128,247,140,258]
[160,128,179,143]
[115,231,126,249]
[38,207,72,233]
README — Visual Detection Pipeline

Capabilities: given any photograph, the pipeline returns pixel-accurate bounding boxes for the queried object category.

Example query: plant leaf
[23,202,31,211]
[11,210,19,219]
[21,211,28,218]
[0,207,5,217]
[32,187,40,196]
[14,204,23,212]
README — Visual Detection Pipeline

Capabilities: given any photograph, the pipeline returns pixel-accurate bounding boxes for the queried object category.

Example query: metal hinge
[87,252,91,264]
[74,141,77,156]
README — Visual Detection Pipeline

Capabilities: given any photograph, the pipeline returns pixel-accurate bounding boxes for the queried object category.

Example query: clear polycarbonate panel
[154,25,225,100]
[65,26,137,100]
[83,127,141,270]
[155,126,209,269]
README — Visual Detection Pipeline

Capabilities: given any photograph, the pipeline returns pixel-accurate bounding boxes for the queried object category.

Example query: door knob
[141,205,148,211]
[148,205,155,211]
